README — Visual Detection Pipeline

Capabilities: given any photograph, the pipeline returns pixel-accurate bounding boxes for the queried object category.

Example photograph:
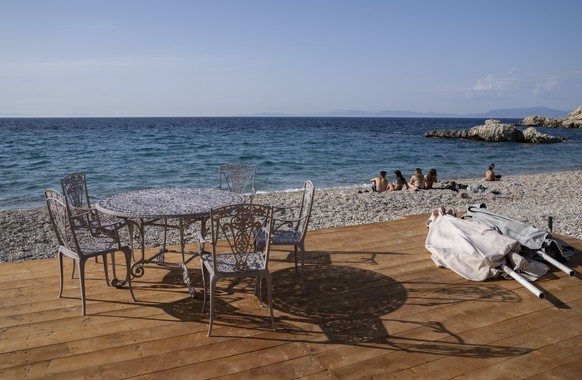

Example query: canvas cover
[425,212,520,281]
[425,210,549,282]
[463,204,575,259]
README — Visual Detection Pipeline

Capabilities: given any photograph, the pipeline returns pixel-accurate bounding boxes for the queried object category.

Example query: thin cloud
[533,77,558,95]
[472,73,515,93]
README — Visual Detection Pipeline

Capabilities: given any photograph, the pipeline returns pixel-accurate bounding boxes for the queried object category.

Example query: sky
[1,0,581,117]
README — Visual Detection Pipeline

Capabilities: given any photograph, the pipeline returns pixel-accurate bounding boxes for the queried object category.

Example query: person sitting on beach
[408,168,426,190]
[388,170,409,190]
[425,168,438,189]
[484,164,498,181]
[370,171,389,192]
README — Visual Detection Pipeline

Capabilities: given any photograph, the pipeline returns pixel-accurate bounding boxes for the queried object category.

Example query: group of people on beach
[370,168,439,192]
[370,164,499,193]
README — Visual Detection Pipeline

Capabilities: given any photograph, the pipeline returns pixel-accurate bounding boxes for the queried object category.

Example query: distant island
[243,106,570,119]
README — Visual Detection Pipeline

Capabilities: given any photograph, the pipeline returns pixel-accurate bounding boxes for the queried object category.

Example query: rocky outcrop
[425,119,566,143]
[519,105,582,128]
[562,106,582,128]
[466,119,519,142]
[520,116,563,128]
[519,127,566,143]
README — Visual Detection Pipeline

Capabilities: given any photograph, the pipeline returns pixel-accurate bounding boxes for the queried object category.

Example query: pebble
[1,170,580,263]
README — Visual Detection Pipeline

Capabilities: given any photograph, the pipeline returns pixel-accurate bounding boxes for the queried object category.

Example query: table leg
[181,263,196,298]
[129,219,146,278]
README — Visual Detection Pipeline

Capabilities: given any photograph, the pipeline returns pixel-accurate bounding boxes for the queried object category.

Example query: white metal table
[96,188,244,296]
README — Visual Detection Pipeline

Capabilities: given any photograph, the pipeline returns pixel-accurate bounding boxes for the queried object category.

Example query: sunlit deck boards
[1,214,581,379]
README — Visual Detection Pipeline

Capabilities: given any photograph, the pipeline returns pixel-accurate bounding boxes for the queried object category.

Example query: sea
[1,117,581,210]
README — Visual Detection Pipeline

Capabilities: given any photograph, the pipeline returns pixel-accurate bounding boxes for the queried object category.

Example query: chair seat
[201,252,266,275]
[271,230,301,245]
[76,234,121,256]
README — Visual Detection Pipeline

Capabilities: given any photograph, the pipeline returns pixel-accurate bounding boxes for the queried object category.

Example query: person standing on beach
[370,171,389,192]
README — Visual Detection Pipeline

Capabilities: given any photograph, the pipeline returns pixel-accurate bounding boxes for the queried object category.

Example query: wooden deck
[1,214,582,379]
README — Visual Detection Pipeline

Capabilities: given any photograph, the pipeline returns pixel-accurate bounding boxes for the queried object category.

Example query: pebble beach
[1,170,581,263]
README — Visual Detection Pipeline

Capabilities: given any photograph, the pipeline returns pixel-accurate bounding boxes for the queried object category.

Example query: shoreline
[1,170,581,263]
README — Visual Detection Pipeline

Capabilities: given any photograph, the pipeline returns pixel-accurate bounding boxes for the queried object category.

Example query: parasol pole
[500,264,545,299]
[536,251,575,277]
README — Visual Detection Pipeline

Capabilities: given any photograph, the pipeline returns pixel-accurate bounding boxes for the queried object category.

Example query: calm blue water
[1,117,581,209]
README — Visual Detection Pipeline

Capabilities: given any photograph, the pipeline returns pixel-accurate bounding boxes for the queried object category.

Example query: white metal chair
[61,172,130,268]
[261,180,315,291]
[218,164,256,203]
[199,203,275,336]
[44,189,135,315]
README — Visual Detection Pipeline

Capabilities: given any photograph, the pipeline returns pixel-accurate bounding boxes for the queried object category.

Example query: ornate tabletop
[95,187,245,295]
[96,188,244,219]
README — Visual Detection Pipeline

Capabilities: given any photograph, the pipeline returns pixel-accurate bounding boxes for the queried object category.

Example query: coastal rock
[520,116,563,128]
[466,120,518,142]
[519,105,582,128]
[562,105,582,128]
[519,127,566,143]
[425,119,565,143]
[423,129,468,139]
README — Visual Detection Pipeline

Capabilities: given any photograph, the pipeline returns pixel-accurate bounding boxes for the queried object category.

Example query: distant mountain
[464,106,569,119]
[241,106,570,119]
[333,106,569,118]
[322,109,459,118]
[243,112,289,117]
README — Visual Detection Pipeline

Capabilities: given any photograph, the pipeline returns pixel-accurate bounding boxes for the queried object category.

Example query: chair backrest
[296,180,315,237]
[44,188,81,257]
[218,164,256,196]
[61,172,92,209]
[209,203,274,273]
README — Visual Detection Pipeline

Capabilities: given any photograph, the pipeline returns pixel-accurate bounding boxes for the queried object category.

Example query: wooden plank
[0,217,580,379]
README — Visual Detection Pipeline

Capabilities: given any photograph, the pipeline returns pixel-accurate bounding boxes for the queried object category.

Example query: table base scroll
[127,217,204,298]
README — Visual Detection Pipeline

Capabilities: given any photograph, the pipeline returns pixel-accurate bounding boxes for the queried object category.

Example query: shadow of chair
[263,180,315,291]
[44,188,135,315]
[218,164,256,203]
[199,203,275,336]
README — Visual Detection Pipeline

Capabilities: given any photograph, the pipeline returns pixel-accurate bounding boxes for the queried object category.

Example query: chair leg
[294,246,299,273]
[78,258,87,316]
[300,244,306,294]
[208,277,218,337]
[256,275,263,306]
[122,247,136,302]
[102,253,110,287]
[162,218,169,251]
[265,273,276,331]
[254,275,262,298]
[110,252,119,285]
[58,251,64,298]
[201,263,208,312]
[71,257,76,279]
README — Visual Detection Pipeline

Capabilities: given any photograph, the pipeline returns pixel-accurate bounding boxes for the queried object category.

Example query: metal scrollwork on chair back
[296,180,315,236]
[219,164,256,196]
[210,204,272,272]
[44,189,80,257]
